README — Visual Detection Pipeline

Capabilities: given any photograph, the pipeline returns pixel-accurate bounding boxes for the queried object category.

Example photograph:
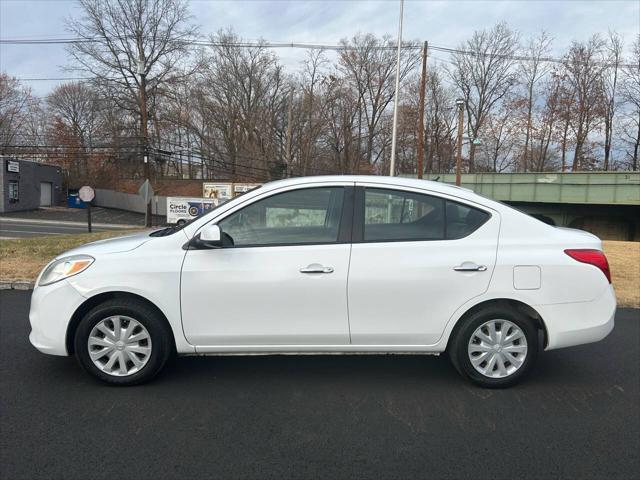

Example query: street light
[455,98,465,186]
[389,0,404,177]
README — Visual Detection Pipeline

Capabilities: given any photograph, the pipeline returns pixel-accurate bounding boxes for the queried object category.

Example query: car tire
[74,298,173,386]
[449,305,538,388]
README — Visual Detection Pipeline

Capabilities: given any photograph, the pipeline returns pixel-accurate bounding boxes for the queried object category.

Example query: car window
[218,187,345,246]
[445,200,490,239]
[363,188,445,241]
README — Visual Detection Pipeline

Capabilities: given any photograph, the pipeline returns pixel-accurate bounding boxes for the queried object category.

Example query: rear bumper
[538,285,616,351]
[29,280,86,356]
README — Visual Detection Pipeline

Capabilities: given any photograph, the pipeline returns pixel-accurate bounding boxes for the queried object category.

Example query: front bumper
[538,285,616,351]
[29,280,86,356]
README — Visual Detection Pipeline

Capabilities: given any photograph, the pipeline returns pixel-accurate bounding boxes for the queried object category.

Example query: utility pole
[455,98,465,187]
[416,40,428,179]
[138,59,152,227]
[389,0,404,177]
[285,87,294,178]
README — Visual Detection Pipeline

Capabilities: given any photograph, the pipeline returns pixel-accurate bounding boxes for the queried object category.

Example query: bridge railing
[415,172,640,206]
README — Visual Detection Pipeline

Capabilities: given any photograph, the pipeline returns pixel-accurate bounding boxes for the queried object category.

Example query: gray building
[0,157,63,213]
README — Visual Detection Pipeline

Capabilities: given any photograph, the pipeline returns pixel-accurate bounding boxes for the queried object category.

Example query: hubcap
[467,319,528,379]
[88,316,152,377]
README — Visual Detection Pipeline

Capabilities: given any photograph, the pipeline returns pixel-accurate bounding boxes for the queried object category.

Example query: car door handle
[453,262,487,272]
[300,264,334,274]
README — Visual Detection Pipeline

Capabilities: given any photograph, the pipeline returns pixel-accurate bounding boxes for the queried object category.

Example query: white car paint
[29,175,616,361]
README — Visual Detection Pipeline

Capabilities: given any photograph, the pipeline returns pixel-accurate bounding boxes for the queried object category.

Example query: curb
[0,281,35,290]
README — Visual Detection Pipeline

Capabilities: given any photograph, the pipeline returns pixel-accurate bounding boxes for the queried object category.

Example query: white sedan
[29,176,616,387]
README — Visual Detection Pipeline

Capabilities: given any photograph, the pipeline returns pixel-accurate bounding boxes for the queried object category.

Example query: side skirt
[188,345,443,356]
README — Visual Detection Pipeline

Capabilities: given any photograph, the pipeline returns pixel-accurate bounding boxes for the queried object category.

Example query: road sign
[78,186,95,233]
[79,185,95,202]
[138,179,154,204]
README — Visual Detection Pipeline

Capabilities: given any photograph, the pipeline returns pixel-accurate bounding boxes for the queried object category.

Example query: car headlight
[39,255,95,286]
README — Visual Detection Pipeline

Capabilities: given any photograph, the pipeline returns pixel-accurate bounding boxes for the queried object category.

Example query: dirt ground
[604,240,640,307]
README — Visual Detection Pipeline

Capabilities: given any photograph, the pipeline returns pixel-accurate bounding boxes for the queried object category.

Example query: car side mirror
[198,224,223,248]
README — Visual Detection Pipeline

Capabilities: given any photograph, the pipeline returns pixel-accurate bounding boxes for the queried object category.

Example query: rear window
[363,189,445,241]
[445,201,490,239]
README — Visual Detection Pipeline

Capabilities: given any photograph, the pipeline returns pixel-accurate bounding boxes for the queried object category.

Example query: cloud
[1,0,638,95]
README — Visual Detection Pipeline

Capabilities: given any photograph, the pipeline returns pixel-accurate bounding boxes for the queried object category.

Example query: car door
[347,184,499,345]
[181,183,354,348]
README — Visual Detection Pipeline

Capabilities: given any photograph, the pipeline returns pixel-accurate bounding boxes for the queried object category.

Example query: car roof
[183,175,517,238]
[259,175,482,203]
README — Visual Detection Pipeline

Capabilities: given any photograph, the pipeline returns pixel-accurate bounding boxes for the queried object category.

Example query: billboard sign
[233,183,261,195]
[203,183,233,202]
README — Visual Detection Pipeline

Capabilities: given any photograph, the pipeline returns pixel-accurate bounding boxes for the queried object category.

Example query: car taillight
[564,249,611,283]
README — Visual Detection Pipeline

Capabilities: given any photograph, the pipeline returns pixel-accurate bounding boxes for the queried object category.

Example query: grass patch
[0,230,141,283]
[1,233,638,308]
[604,241,640,308]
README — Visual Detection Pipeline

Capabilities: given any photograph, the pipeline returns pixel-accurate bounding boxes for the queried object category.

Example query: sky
[1,0,639,96]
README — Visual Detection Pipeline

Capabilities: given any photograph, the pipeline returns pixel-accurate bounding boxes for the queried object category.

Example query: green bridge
[410,172,640,241]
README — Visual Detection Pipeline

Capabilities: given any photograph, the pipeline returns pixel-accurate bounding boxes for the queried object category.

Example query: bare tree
[518,30,553,171]
[530,72,562,171]
[424,66,457,174]
[47,82,101,149]
[620,35,640,170]
[563,35,607,170]
[0,73,41,153]
[450,22,519,172]
[338,33,419,171]
[296,49,329,175]
[66,0,198,171]
[321,74,360,174]
[602,31,624,170]
[479,101,519,172]
[193,30,287,181]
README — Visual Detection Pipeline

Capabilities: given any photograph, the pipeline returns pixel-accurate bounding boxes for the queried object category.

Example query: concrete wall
[94,188,167,216]
[0,158,63,213]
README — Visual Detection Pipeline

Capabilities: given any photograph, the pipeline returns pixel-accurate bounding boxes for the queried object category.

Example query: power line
[2,36,634,68]
[9,77,90,81]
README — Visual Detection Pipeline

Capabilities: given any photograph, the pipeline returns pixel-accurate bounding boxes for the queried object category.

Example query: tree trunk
[633,112,640,171]
[523,86,534,172]
[468,141,476,173]
[604,112,612,170]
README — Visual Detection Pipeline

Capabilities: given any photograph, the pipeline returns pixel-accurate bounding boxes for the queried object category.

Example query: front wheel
[449,306,538,388]
[74,299,173,385]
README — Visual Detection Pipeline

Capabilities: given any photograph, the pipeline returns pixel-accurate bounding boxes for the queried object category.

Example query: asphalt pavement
[1,290,638,479]
[0,207,163,238]
[0,218,133,238]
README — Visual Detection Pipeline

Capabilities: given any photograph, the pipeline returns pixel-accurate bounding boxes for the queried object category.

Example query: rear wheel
[449,306,538,388]
[74,299,173,385]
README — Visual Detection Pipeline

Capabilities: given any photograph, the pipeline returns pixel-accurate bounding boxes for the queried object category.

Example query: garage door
[40,182,52,206]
